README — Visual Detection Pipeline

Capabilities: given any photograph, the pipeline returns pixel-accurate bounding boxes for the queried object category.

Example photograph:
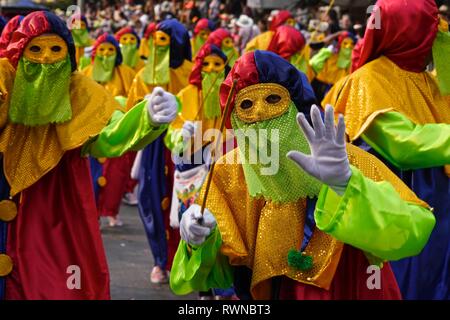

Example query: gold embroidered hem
[0,66,120,195]
[196,145,427,299]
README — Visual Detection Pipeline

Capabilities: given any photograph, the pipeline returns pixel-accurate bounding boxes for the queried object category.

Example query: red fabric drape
[267,25,305,60]
[355,0,438,72]
[6,148,110,299]
[269,10,293,31]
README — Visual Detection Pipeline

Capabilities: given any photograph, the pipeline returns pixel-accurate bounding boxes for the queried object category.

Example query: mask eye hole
[51,46,62,52]
[29,45,41,53]
[214,62,221,67]
[160,36,167,41]
[202,61,209,67]
[240,99,253,110]
[265,94,281,104]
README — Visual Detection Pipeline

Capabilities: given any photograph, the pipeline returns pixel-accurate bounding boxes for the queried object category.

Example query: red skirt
[6,149,110,299]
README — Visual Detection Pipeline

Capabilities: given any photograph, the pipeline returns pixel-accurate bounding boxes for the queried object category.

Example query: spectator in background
[340,13,355,33]
[235,14,260,53]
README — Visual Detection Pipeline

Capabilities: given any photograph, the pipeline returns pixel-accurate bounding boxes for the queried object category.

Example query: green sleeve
[164,126,185,154]
[315,165,435,261]
[169,227,234,295]
[362,111,450,170]
[310,47,332,74]
[82,99,167,158]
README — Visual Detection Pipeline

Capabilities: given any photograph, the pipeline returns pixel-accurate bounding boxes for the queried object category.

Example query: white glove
[287,104,352,195]
[180,204,217,246]
[146,86,177,125]
[181,121,198,142]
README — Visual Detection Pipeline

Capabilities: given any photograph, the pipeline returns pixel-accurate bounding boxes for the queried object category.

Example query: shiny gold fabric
[126,59,193,109]
[0,59,119,195]
[197,145,427,299]
[315,53,350,85]
[325,56,450,140]
[82,64,136,98]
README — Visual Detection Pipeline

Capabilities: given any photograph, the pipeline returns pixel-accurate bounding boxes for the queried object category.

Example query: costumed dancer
[114,26,146,72]
[0,11,178,299]
[82,33,138,227]
[267,25,315,82]
[309,31,356,101]
[82,33,136,99]
[68,14,93,70]
[165,42,230,232]
[205,28,239,67]
[169,51,435,300]
[323,0,450,299]
[244,10,295,52]
[191,18,215,57]
[126,18,192,284]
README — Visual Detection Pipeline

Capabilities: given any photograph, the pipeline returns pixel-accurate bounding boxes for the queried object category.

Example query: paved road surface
[101,203,197,300]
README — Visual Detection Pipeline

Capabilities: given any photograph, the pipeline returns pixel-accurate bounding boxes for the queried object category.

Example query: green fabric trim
[315,165,436,261]
[201,70,223,119]
[83,99,167,157]
[290,53,308,74]
[432,30,450,95]
[232,104,322,203]
[9,56,72,126]
[361,111,450,170]
[141,45,170,85]
[310,47,332,74]
[169,227,234,295]
[114,95,127,107]
[164,126,184,154]
[92,54,116,83]
[78,56,91,70]
[222,46,237,66]
[121,43,139,68]
[71,29,91,47]
[336,47,352,69]
[193,36,205,55]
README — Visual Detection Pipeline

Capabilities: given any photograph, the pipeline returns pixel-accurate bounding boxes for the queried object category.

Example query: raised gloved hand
[180,204,217,246]
[146,87,177,125]
[181,121,198,143]
[287,104,352,195]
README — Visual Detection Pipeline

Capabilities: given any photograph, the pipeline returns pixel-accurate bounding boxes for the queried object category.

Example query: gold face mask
[222,37,234,49]
[23,34,68,64]
[202,55,225,73]
[198,29,210,41]
[96,42,116,57]
[340,37,354,50]
[119,33,138,45]
[154,31,170,47]
[234,83,291,123]
[286,18,296,27]
[71,20,87,30]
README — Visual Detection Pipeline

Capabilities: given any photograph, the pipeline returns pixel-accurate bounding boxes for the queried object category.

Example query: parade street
[101,205,196,300]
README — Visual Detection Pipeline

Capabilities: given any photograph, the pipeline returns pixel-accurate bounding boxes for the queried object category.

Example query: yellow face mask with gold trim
[119,33,138,45]
[24,34,68,64]
[154,31,170,47]
[222,37,234,49]
[202,54,225,73]
[96,42,116,57]
[234,83,291,124]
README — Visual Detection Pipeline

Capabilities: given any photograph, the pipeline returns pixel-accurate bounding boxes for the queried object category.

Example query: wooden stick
[199,79,238,218]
